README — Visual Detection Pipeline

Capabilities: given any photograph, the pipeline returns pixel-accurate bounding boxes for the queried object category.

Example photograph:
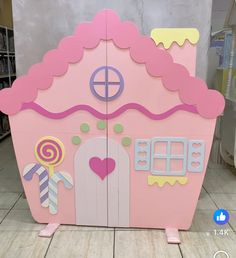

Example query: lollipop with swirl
[35,136,65,177]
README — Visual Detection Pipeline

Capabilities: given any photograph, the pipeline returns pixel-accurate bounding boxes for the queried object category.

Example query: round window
[89,66,124,101]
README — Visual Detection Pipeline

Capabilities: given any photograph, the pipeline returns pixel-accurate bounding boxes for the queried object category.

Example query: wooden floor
[0,137,236,258]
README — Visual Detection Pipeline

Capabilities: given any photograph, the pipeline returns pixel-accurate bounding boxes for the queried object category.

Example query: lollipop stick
[49,165,54,177]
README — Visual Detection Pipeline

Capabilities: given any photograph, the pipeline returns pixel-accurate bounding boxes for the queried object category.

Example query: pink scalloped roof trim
[0,9,225,119]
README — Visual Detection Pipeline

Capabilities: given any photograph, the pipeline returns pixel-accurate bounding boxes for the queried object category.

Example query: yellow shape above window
[151,28,200,49]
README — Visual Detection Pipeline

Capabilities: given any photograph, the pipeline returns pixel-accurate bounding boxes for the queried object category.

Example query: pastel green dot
[97,120,106,130]
[72,136,81,145]
[122,137,132,146]
[114,124,123,134]
[80,123,90,133]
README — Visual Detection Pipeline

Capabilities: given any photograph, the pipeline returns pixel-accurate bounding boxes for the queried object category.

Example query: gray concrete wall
[207,0,231,87]
[12,0,212,80]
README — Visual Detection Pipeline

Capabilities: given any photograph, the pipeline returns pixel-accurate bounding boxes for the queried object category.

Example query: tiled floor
[0,136,236,258]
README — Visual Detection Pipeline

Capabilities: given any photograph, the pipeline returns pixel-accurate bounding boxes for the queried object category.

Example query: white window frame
[150,137,187,176]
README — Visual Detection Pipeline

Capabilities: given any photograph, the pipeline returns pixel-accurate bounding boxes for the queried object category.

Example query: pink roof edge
[0,9,225,119]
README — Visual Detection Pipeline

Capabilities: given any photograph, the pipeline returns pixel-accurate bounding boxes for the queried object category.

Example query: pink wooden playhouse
[0,10,225,242]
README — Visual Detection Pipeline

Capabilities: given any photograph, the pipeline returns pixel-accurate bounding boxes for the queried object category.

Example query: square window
[151,138,187,176]
[170,159,184,172]
[153,158,167,172]
[154,141,167,155]
[171,142,184,156]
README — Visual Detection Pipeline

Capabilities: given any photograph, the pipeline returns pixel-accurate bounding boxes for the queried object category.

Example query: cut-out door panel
[107,138,130,227]
[75,137,107,226]
[75,137,129,227]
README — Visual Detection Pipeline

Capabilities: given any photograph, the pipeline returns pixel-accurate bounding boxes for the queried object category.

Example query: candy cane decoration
[23,163,49,208]
[49,171,73,214]
[35,136,65,177]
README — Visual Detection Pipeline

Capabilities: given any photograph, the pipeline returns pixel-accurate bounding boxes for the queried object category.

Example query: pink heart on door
[89,157,116,180]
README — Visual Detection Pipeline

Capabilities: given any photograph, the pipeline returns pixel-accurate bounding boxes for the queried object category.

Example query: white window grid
[150,137,187,176]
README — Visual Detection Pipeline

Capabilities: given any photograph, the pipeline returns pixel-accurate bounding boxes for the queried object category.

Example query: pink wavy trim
[0,9,225,119]
[21,102,198,120]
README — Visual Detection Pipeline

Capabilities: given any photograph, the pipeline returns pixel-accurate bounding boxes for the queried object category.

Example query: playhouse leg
[165,228,181,244]
[39,223,60,237]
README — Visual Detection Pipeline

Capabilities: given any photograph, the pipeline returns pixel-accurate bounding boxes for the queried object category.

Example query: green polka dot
[114,124,123,134]
[72,136,81,145]
[122,137,132,146]
[97,120,106,130]
[80,123,90,133]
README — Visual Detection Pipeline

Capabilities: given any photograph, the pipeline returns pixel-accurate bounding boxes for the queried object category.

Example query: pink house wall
[1,10,224,230]
[10,39,216,229]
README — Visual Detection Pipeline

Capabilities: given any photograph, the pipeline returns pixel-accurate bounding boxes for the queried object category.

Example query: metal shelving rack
[0,25,16,141]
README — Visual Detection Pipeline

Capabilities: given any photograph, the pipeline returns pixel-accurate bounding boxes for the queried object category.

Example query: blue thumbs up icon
[213,209,230,225]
